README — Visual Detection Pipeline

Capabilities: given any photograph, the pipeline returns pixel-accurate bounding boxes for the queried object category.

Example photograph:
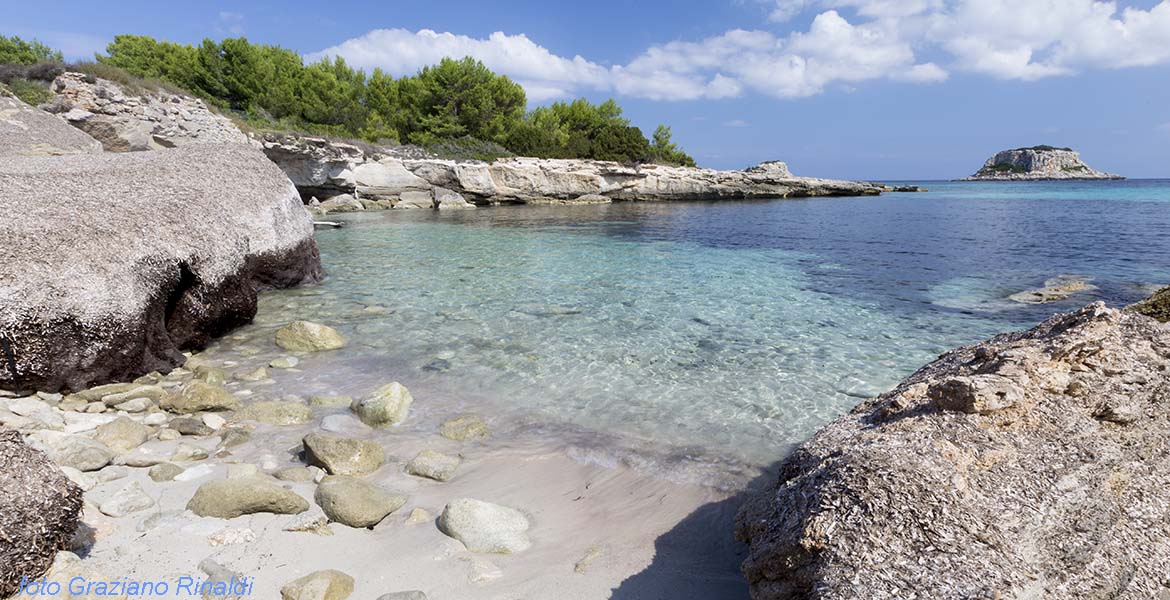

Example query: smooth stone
[142,412,168,426]
[404,507,433,525]
[302,433,384,477]
[219,428,252,449]
[235,401,313,426]
[202,413,227,431]
[115,397,153,413]
[236,367,269,382]
[148,463,185,482]
[61,411,117,433]
[468,558,503,584]
[194,366,228,386]
[274,467,317,483]
[270,356,300,369]
[69,383,138,403]
[227,463,261,479]
[171,443,209,462]
[320,414,368,435]
[350,382,412,427]
[186,477,310,519]
[275,321,346,352]
[98,481,155,517]
[157,428,181,441]
[406,450,461,482]
[161,382,239,413]
[314,475,407,528]
[308,395,353,408]
[7,396,65,429]
[93,416,149,454]
[173,464,215,482]
[60,466,96,492]
[25,430,114,472]
[439,415,489,441]
[100,385,167,407]
[377,592,428,600]
[170,417,213,436]
[439,498,532,554]
[280,569,354,600]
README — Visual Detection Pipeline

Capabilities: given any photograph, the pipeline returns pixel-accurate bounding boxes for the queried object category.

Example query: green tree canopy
[0,35,63,65]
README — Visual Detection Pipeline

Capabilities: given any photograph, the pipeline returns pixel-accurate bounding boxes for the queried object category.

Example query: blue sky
[7,0,1170,179]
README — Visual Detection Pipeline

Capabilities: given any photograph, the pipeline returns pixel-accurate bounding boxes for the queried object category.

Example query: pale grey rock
[0,94,102,156]
[98,481,155,517]
[276,321,347,352]
[25,430,114,472]
[148,462,184,482]
[270,356,300,369]
[736,302,1170,600]
[162,382,239,414]
[438,498,532,554]
[1009,276,1097,304]
[395,190,435,209]
[314,475,406,528]
[439,414,489,441]
[406,450,461,482]
[186,477,310,519]
[0,143,322,393]
[377,592,428,600]
[94,416,150,454]
[434,187,475,210]
[351,382,412,427]
[302,433,384,476]
[235,401,313,426]
[318,194,364,213]
[961,147,1124,181]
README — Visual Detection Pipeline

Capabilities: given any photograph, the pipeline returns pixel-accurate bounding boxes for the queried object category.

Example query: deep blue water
[250,179,1170,477]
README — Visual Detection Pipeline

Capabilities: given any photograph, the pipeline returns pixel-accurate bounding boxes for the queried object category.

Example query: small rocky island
[960,146,1124,181]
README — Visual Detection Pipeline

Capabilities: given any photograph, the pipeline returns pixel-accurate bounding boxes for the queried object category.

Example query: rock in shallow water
[439,498,532,554]
[235,401,313,426]
[303,433,384,476]
[439,415,489,441]
[275,321,347,352]
[162,382,239,414]
[406,450,461,482]
[351,382,412,427]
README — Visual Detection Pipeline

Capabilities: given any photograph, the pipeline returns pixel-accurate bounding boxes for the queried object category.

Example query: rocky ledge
[960,146,1124,181]
[736,299,1170,599]
[0,121,322,392]
[261,134,885,213]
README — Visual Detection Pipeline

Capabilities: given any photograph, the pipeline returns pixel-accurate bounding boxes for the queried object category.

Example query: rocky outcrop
[44,72,249,152]
[0,429,85,597]
[0,143,322,393]
[961,146,1124,181]
[260,134,884,210]
[736,302,1170,599]
[0,95,102,156]
[1129,285,1170,322]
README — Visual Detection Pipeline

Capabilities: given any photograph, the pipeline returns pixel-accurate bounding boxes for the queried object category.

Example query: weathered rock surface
[261,134,885,207]
[162,382,240,413]
[0,94,102,157]
[439,415,489,441]
[186,477,310,519]
[93,416,150,453]
[351,382,412,427]
[961,146,1124,181]
[235,400,314,426]
[736,302,1170,599]
[280,569,355,600]
[0,142,323,393]
[0,429,84,597]
[303,433,384,476]
[276,321,347,352]
[25,430,114,472]
[1008,275,1096,304]
[314,475,406,528]
[1129,285,1170,322]
[439,498,532,554]
[45,72,249,152]
[406,450,461,482]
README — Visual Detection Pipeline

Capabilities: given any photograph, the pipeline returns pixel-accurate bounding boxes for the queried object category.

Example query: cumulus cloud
[309,1,1170,103]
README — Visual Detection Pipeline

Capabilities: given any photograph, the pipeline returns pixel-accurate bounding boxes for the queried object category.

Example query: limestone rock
[98,481,155,517]
[309,395,353,408]
[186,477,310,519]
[235,401,313,426]
[438,498,532,554]
[395,190,435,209]
[961,146,1124,181]
[276,321,347,352]
[736,303,1170,600]
[0,94,102,157]
[1008,275,1096,304]
[1128,285,1170,322]
[302,433,384,476]
[314,475,406,528]
[406,450,461,482]
[280,569,355,600]
[434,187,475,210]
[148,463,184,482]
[0,143,322,393]
[25,430,114,472]
[162,382,239,414]
[94,416,150,453]
[351,382,412,427]
[439,415,489,441]
[0,429,84,597]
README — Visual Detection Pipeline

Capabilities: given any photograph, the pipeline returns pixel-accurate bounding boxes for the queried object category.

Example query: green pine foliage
[0,33,695,165]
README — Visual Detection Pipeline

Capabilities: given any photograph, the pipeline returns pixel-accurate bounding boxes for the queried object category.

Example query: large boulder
[186,477,310,519]
[438,498,532,554]
[0,142,323,393]
[736,303,1170,599]
[314,475,406,528]
[45,72,249,152]
[0,429,84,597]
[0,94,102,157]
[302,433,385,476]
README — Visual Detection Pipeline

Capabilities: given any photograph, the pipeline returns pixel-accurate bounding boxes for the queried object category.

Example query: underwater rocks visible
[0,143,322,393]
[736,301,1170,599]
[1007,275,1096,304]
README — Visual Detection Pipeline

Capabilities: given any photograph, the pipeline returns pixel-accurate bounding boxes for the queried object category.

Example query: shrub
[7,78,54,106]
[0,35,62,65]
[423,136,514,162]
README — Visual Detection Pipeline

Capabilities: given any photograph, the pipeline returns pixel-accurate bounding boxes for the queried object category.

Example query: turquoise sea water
[245,179,1170,482]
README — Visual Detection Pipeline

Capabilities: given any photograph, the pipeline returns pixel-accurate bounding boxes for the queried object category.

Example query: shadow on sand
[609,465,780,600]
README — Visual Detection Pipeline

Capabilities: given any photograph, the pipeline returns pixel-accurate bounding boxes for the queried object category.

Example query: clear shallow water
[241,179,1170,481]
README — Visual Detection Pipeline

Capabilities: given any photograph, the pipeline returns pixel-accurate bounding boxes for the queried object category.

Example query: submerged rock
[0,429,85,597]
[235,401,314,426]
[439,415,490,441]
[1008,275,1096,304]
[0,142,322,393]
[438,498,532,554]
[351,382,413,427]
[276,321,347,352]
[736,302,1170,599]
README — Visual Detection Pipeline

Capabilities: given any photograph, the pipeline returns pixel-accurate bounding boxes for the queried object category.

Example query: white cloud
[309,1,1170,104]
[217,11,246,36]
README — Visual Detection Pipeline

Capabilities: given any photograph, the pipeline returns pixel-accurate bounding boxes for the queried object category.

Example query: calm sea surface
[240,179,1170,482]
